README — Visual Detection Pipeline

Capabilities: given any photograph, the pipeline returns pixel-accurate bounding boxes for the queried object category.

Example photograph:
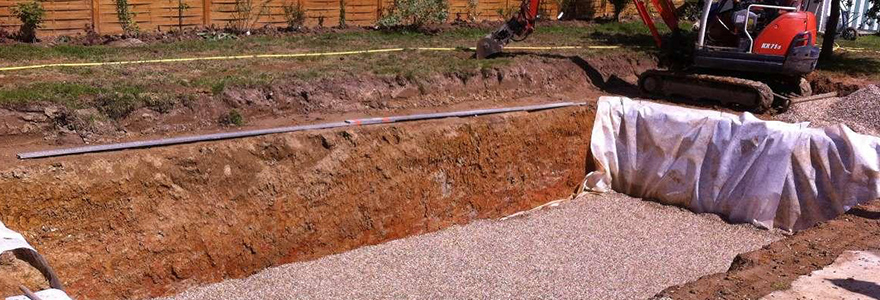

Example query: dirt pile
[826,85,880,135]
[0,106,594,299]
[654,199,880,300]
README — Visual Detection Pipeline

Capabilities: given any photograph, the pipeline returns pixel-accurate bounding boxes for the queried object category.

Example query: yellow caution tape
[0,45,618,72]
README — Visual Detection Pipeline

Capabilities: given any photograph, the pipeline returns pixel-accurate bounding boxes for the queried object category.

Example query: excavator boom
[476,0,680,58]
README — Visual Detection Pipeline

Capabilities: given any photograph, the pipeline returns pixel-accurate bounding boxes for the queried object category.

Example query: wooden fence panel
[97,0,204,34]
[0,0,609,37]
[0,0,91,35]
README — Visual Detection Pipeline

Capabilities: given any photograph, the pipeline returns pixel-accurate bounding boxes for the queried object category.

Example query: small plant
[282,1,307,30]
[464,0,480,22]
[317,15,326,27]
[676,0,701,21]
[496,6,516,20]
[170,0,192,33]
[339,0,347,28]
[229,0,271,33]
[97,92,140,119]
[220,109,245,126]
[377,0,449,28]
[11,0,46,43]
[115,0,139,35]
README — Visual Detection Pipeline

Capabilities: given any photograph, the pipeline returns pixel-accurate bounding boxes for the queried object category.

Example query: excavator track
[638,70,775,113]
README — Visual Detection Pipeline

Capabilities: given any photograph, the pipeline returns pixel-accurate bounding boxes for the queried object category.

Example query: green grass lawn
[0,24,605,65]
[818,34,880,79]
[0,21,657,119]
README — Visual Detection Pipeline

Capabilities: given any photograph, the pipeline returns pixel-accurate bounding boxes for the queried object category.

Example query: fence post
[91,0,101,33]
[203,0,211,27]
[376,0,382,22]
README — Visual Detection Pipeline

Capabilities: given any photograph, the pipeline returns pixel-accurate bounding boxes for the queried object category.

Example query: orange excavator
[476,0,820,112]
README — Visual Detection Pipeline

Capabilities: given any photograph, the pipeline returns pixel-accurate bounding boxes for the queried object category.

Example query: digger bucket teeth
[476,36,504,59]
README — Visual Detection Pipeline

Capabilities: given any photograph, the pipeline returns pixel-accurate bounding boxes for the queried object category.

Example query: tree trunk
[819,0,840,62]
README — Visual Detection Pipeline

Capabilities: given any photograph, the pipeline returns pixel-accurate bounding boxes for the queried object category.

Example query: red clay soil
[0,106,594,299]
[654,199,880,300]
[807,72,872,96]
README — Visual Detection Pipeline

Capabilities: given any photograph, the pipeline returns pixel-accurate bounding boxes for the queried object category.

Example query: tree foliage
[11,0,45,43]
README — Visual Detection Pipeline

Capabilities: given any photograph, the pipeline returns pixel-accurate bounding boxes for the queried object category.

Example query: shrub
[220,109,245,126]
[553,0,572,19]
[464,0,479,22]
[115,0,139,35]
[11,0,45,43]
[676,0,701,21]
[97,92,140,119]
[282,1,307,30]
[229,0,271,33]
[377,0,449,28]
[496,6,516,20]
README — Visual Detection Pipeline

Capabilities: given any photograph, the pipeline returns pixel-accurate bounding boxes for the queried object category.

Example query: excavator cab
[476,0,819,112]
[694,0,820,76]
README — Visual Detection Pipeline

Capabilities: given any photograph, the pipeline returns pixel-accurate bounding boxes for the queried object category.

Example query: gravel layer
[778,85,880,135]
[162,193,781,300]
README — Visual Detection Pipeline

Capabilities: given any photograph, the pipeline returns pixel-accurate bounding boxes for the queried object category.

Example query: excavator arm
[475,0,541,58]
[475,0,681,58]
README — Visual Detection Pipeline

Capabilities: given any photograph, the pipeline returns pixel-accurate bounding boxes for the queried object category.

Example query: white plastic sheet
[0,221,34,254]
[584,97,880,231]
[6,289,72,300]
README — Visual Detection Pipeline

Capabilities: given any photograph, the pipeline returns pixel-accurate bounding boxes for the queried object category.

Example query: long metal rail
[18,102,582,159]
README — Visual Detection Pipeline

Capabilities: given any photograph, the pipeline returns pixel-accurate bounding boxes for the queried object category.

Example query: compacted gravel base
[778,85,880,135]
[162,193,781,300]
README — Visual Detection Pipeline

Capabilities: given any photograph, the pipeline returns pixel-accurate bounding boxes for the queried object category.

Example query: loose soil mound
[0,106,594,299]
[653,199,880,300]
[0,252,50,298]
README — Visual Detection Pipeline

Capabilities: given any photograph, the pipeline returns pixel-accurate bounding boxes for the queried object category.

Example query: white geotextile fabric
[0,221,34,253]
[584,97,880,231]
[5,289,71,300]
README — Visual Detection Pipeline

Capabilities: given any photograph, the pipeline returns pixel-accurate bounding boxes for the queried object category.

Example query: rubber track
[640,70,775,112]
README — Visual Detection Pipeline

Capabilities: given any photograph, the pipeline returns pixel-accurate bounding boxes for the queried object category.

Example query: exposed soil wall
[0,106,594,299]
[0,52,644,153]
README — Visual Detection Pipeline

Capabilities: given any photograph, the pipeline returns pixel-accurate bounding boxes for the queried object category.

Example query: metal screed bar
[18,102,582,159]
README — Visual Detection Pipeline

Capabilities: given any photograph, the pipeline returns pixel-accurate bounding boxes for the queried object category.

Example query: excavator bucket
[476,35,505,59]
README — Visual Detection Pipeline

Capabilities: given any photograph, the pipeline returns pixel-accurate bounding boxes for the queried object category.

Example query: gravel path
[162,193,781,300]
